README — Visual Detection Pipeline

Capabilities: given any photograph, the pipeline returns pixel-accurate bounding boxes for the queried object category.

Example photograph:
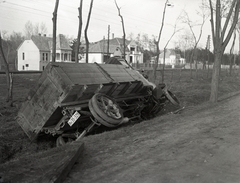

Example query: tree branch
[221,0,237,40]
[209,0,216,47]
[222,0,240,49]
[84,0,94,63]
[115,0,126,59]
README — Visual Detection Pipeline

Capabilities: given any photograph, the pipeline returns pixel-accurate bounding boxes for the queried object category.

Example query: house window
[130,47,135,54]
[22,53,25,60]
[64,53,68,61]
[42,66,45,70]
[130,56,133,63]
[56,53,60,60]
[46,53,48,61]
[22,65,25,70]
[42,53,45,61]
[26,64,29,67]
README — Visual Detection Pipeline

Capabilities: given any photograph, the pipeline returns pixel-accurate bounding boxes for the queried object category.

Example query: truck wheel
[89,93,123,126]
[164,89,180,106]
[89,99,117,127]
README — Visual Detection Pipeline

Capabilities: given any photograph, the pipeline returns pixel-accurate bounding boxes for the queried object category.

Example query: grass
[0,68,240,164]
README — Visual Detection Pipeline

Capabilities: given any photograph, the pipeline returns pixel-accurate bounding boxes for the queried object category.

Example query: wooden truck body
[17,62,179,142]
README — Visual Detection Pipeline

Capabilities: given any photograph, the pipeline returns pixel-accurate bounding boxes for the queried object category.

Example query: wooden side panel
[17,62,155,140]
[60,63,111,84]
[17,77,62,140]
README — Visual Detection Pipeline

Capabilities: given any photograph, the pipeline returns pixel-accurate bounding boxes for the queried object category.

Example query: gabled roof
[31,34,72,51]
[89,37,131,53]
[31,35,52,51]
[56,34,72,50]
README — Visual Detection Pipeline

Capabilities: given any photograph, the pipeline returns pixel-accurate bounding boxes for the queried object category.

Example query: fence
[132,63,239,71]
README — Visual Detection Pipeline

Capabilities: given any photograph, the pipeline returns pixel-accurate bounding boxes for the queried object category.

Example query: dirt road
[65,93,240,183]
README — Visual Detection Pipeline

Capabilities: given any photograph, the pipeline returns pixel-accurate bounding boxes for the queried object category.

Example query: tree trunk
[210,49,222,102]
[162,48,166,83]
[115,0,126,60]
[0,33,13,103]
[84,0,94,63]
[75,0,83,63]
[52,0,59,63]
[153,43,160,82]
[153,0,168,82]
[209,0,240,102]
[229,29,236,76]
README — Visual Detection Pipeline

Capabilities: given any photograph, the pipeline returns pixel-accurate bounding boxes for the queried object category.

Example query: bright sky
[0,0,218,50]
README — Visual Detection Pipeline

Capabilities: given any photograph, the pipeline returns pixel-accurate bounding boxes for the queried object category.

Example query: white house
[159,49,185,66]
[17,34,72,71]
[80,37,143,64]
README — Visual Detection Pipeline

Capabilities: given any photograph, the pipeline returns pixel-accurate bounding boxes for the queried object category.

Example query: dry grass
[0,69,240,164]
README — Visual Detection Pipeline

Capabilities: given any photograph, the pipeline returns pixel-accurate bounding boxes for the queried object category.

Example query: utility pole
[52,0,59,63]
[107,25,110,57]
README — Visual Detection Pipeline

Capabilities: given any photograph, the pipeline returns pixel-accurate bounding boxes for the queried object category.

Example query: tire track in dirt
[65,94,240,183]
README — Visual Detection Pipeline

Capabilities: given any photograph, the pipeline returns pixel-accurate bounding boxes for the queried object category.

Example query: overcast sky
[0,0,216,49]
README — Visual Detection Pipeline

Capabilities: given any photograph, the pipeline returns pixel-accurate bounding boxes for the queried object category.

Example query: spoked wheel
[89,93,125,127]
[163,88,180,106]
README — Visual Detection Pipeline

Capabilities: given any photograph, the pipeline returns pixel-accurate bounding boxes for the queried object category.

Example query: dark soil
[1,69,240,182]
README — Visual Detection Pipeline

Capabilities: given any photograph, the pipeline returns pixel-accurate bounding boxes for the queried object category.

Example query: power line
[0,0,180,39]
[12,0,166,28]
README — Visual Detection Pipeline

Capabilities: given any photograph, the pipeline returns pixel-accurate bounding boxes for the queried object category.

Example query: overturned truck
[17,62,180,145]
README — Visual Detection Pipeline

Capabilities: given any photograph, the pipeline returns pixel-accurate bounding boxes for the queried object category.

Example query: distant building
[17,34,72,71]
[80,37,143,64]
[159,49,185,66]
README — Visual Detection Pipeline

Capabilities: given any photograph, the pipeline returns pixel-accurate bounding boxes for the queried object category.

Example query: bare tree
[1,31,24,71]
[229,28,236,76]
[52,0,59,63]
[23,21,48,39]
[209,0,240,102]
[40,22,48,35]
[237,22,240,56]
[75,0,83,63]
[182,0,208,79]
[162,21,182,83]
[84,0,94,63]
[115,0,126,59]
[24,21,34,39]
[174,33,195,54]
[153,0,171,82]
[0,32,13,104]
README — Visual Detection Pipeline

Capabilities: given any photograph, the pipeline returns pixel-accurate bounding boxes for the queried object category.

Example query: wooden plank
[65,75,110,85]
[0,142,84,183]
[37,142,84,183]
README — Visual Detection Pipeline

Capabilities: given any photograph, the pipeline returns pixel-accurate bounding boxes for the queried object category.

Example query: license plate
[68,111,81,126]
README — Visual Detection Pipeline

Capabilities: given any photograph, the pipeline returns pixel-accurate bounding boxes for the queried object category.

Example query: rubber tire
[90,93,123,125]
[164,89,180,106]
[88,99,118,128]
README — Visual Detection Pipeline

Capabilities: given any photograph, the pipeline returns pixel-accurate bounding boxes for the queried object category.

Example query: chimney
[112,33,114,39]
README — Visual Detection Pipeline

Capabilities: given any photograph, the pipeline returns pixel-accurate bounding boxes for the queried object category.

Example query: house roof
[89,37,131,53]
[31,35,52,51]
[159,49,176,58]
[31,34,72,51]
[56,34,72,50]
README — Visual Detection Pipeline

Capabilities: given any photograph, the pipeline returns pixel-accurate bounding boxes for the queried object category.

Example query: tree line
[1,0,240,104]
